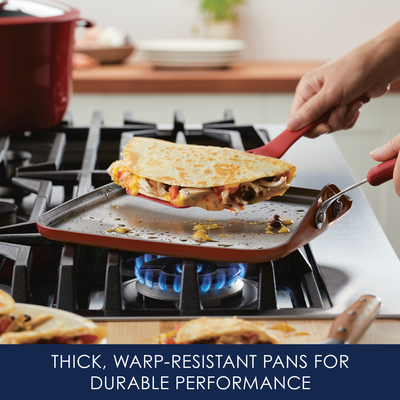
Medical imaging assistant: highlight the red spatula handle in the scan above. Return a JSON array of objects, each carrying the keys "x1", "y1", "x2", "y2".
[
  {"x1": 247, "y1": 114, "x2": 328, "y2": 159},
  {"x1": 367, "y1": 157, "x2": 397, "y2": 186}
]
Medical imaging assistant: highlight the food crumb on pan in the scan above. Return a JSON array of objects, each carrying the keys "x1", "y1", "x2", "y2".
[{"x1": 106, "y1": 227, "x2": 131, "y2": 234}]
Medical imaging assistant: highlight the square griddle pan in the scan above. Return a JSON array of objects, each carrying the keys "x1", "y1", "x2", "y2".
[{"x1": 36, "y1": 182, "x2": 352, "y2": 264}]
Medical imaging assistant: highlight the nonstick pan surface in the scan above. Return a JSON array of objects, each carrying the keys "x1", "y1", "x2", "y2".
[{"x1": 36, "y1": 182, "x2": 352, "y2": 263}]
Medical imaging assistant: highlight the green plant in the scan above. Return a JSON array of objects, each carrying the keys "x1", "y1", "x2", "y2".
[{"x1": 199, "y1": 0, "x2": 245, "y2": 21}]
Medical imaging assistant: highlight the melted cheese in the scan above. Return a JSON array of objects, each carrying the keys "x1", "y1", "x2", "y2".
[
  {"x1": 171, "y1": 192, "x2": 226, "y2": 211},
  {"x1": 191, "y1": 230, "x2": 213, "y2": 242}
]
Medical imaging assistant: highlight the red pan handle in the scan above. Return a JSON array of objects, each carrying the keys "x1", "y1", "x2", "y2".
[
  {"x1": 367, "y1": 157, "x2": 397, "y2": 186},
  {"x1": 246, "y1": 114, "x2": 328, "y2": 158},
  {"x1": 248, "y1": 96, "x2": 371, "y2": 159}
]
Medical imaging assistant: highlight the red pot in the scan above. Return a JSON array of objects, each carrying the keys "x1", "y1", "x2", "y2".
[{"x1": 0, "y1": 0, "x2": 92, "y2": 134}]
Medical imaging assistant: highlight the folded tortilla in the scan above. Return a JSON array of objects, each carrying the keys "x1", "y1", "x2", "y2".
[
  {"x1": 107, "y1": 137, "x2": 296, "y2": 212},
  {"x1": 0, "y1": 325, "x2": 107, "y2": 344},
  {"x1": 0, "y1": 289, "x2": 55, "y2": 336},
  {"x1": 149, "y1": 317, "x2": 278, "y2": 344}
]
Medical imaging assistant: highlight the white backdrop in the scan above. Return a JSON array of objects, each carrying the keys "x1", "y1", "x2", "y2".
[{"x1": 68, "y1": 0, "x2": 400, "y2": 61}]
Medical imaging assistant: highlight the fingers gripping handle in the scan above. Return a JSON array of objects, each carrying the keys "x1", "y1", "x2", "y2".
[{"x1": 367, "y1": 157, "x2": 397, "y2": 186}]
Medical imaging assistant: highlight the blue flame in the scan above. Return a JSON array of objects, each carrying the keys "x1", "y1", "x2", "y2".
[
  {"x1": 145, "y1": 269, "x2": 153, "y2": 288},
  {"x1": 175, "y1": 263, "x2": 203, "y2": 274},
  {"x1": 158, "y1": 273, "x2": 167, "y2": 291},
  {"x1": 215, "y1": 269, "x2": 226, "y2": 290},
  {"x1": 201, "y1": 274, "x2": 212, "y2": 292},
  {"x1": 173, "y1": 275, "x2": 181, "y2": 293},
  {"x1": 238, "y1": 263, "x2": 246, "y2": 278},
  {"x1": 135, "y1": 265, "x2": 144, "y2": 284},
  {"x1": 144, "y1": 253, "x2": 153, "y2": 262},
  {"x1": 135, "y1": 255, "x2": 144, "y2": 269},
  {"x1": 227, "y1": 266, "x2": 238, "y2": 287}
]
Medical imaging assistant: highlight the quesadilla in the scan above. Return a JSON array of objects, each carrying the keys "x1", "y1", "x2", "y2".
[
  {"x1": 0, "y1": 289, "x2": 54, "y2": 335},
  {"x1": 107, "y1": 137, "x2": 296, "y2": 212},
  {"x1": 0, "y1": 325, "x2": 107, "y2": 344},
  {"x1": 149, "y1": 317, "x2": 278, "y2": 344}
]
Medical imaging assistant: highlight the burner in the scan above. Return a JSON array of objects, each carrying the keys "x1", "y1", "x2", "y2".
[
  {"x1": 0, "y1": 202, "x2": 17, "y2": 227},
  {"x1": 122, "y1": 255, "x2": 256, "y2": 308},
  {"x1": 135, "y1": 256, "x2": 245, "y2": 302}
]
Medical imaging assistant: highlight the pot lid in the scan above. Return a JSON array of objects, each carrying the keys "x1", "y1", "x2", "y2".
[{"x1": 0, "y1": 0, "x2": 79, "y2": 23}]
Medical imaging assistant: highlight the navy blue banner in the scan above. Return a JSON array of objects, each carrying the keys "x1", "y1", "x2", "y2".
[{"x1": 0, "y1": 345, "x2": 397, "y2": 399}]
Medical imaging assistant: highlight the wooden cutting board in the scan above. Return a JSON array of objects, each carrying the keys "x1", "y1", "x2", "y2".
[{"x1": 99, "y1": 319, "x2": 400, "y2": 344}]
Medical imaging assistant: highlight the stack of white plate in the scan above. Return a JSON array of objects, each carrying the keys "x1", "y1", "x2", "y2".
[{"x1": 137, "y1": 39, "x2": 245, "y2": 69}]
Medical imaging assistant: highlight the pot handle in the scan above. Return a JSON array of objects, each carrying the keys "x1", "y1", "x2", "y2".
[{"x1": 76, "y1": 18, "x2": 95, "y2": 28}]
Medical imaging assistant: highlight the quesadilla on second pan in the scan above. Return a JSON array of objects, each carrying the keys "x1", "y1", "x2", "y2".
[
  {"x1": 108, "y1": 137, "x2": 296, "y2": 212},
  {"x1": 0, "y1": 325, "x2": 107, "y2": 344},
  {"x1": 149, "y1": 317, "x2": 278, "y2": 344},
  {"x1": 0, "y1": 289, "x2": 54, "y2": 335}
]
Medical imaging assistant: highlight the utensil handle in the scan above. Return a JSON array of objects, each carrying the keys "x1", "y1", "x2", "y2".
[
  {"x1": 327, "y1": 295, "x2": 381, "y2": 344},
  {"x1": 367, "y1": 157, "x2": 397, "y2": 186},
  {"x1": 247, "y1": 96, "x2": 371, "y2": 159},
  {"x1": 247, "y1": 114, "x2": 328, "y2": 158}
]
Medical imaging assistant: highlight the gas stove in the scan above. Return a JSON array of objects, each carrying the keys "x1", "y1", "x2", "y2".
[{"x1": 0, "y1": 110, "x2": 399, "y2": 320}]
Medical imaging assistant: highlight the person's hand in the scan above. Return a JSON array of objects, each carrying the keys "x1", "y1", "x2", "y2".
[
  {"x1": 286, "y1": 21, "x2": 400, "y2": 137},
  {"x1": 286, "y1": 49, "x2": 389, "y2": 138},
  {"x1": 370, "y1": 134, "x2": 400, "y2": 196}
]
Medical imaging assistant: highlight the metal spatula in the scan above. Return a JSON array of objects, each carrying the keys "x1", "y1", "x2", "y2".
[{"x1": 315, "y1": 157, "x2": 397, "y2": 228}]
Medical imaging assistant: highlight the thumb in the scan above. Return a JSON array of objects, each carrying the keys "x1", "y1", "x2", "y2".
[{"x1": 370, "y1": 133, "x2": 400, "y2": 162}]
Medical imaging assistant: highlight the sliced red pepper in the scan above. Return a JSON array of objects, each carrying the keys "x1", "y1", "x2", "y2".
[
  {"x1": 52, "y1": 336, "x2": 67, "y2": 344},
  {"x1": 117, "y1": 170, "x2": 122, "y2": 180},
  {"x1": 228, "y1": 186, "x2": 239, "y2": 194},
  {"x1": 0, "y1": 317, "x2": 12, "y2": 334},
  {"x1": 169, "y1": 186, "x2": 179, "y2": 201},
  {"x1": 243, "y1": 333, "x2": 259, "y2": 344},
  {"x1": 174, "y1": 323, "x2": 185, "y2": 331},
  {"x1": 79, "y1": 334, "x2": 98, "y2": 344},
  {"x1": 163, "y1": 337, "x2": 175, "y2": 344},
  {"x1": 214, "y1": 186, "x2": 238, "y2": 196},
  {"x1": 214, "y1": 186, "x2": 225, "y2": 196},
  {"x1": 281, "y1": 172, "x2": 290, "y2": 181}
]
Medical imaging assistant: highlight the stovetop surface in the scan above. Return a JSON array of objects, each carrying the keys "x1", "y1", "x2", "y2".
[{"x1": 0, "y1": 110, "x2": 399, "y2": 319}]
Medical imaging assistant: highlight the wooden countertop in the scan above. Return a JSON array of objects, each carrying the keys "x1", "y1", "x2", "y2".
[
  {"x1": 72, "y1": 61, "x2": 400, "y2": 94},
  {"x1": 98, "y1": 319, "x2": 400, "y2": 344},
  {"x1": 72, "y1": 61, "x2": 322, "y2": 94}
]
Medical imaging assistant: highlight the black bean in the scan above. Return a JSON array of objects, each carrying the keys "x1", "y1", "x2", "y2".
[
  {"x1": 162, "y1": 183, "x2": 171, "y2": 191},
  {"x1": 269, "y1": 220, "x2": 282, "y2": 228},
  {"x1": 241, "y1": 188, "x2": 256, "y2": 201},
  {"x1": 273, "y1": 214, "x2": 283, "y2": 222},
  {"x1": 23, "y1": 314, "x2": 31, "y2": 322}
]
